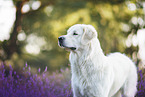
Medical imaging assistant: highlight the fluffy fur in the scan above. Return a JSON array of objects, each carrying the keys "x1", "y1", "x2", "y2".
[{"x1": 58, "y1": 24, "x2": 137, "y2": 97}]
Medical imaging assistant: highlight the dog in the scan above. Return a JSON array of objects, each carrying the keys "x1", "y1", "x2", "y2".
[{"x1": 58, "y1": 24, "x2": 137, "y2": 97}]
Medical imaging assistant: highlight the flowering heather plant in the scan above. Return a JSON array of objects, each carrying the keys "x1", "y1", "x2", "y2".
[
  {"x1": 0, "y1": 63, "x2": 72, "y2": 97},
  {"x1": 136, "y1": 69, "x2": 145, "y2": 97},
  {"x1": 0, "y1": 62, "x2": 145, "y2": 97}
]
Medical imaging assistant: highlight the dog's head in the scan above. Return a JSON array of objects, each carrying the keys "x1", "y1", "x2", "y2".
[{"x1": 58, "y1": 24, "x2": 98, "y2": 51}]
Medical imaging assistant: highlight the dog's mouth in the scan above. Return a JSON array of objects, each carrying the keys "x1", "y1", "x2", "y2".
[
  {"x1": 60, "y1": 45, "x2": 76, "y2": 51},
  {"x1": 67, "y1": 47, "x2": 76, "y2": 50},
  {"x1": 58, "y1": 41, "x2": 76, "y2": 50},
  {"x1": 63, "y1": 46, "x2": 76, "y2": 51}
]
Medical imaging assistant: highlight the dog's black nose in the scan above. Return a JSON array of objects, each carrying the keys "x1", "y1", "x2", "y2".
[
  {"x1": 58, "y1": 37, "x2": 65, "y2": 46},
  {"x1": 58, "y1": 37, "x2": 65, "y2": 41}
]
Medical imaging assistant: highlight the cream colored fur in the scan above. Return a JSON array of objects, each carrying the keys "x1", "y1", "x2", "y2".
[{"x1": 58, "y1": 24, "x2": 137, "y2": 97}]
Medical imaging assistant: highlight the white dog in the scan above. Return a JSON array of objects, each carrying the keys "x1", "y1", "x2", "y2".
[{"x1": 58, "y1": 24, "x2": 137, "y2": 97}]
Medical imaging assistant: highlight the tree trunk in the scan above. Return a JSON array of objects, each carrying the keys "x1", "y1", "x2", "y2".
[{"x1": 2, "y1": 1, "x2": 24, "y2": 60}]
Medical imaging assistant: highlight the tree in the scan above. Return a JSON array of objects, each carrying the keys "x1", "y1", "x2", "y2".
[
  {"x1": 0, "y1": 0, "x2": 143, "y2": 71},
  {"x1": 1, "y1": 0, "x2": 54, "y2": 60}
]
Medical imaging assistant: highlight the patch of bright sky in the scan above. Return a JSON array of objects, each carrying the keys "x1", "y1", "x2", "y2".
[
  {"x1": 25, "y1": 34, "x2": 46, "y2": 55},
  {"x1": 127, "y1": 3, "x2": 136, "y2": 11},
  {"x1": 0, "y1": 0, "x2": 16, "y2": 41},
  {"x1": 22, "y1": 3, "x2": 30, "y2": 13},
  {"x1": 32, "y1": 1, "x2": 41, "y2": 10},
  {"x1": 137, "y1": 29, "x2": 145, "y2": 63},
  {"x1": 22, "y1": 1, "x2": 41, "y2": 13}
]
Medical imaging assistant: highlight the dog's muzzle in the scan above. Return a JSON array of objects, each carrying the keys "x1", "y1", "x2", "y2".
[{"x1": 58, "y1": 36, "x2": 76, "y2": 50}]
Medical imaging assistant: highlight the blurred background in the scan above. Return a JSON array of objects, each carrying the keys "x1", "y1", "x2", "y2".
[{"x1": 0, "y1": 0, "x2": 145, "y2": 73}]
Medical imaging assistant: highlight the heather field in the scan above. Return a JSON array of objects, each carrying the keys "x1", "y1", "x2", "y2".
[
  {"x1": 0, "y1": 63, "x2": 72, "y2": 97},
  {"x1": 0, "y1": 63, "x2": 145, "y2": 97}
]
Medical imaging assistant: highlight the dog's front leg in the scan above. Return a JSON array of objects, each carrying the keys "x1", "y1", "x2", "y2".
[
  {"x1": 83, "y1": 88, "x2": 98, "y2": 97},
  {"x1": 72, "y1": 85, "x2": 83, "y2": 97},
  {"x1": 83, "y1": 86, "x2": 108, "y2": 97}
]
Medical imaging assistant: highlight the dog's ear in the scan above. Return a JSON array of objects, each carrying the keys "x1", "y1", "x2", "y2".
[{"x1": 81, "y1": 25, "x2": 98, "y2": 45}]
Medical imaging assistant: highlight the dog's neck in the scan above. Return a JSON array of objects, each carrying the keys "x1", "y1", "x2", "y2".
[
  {"x1": 70, "y1": 38, "x2": 106, "y2": 71},
  {"x1": 69, "y1": 38, "x2": 106, "y2": 83}
]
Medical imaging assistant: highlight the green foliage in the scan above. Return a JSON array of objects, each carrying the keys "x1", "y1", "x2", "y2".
[{"x1": 1, "y1": 0, "x2": 144, "y2": 71}]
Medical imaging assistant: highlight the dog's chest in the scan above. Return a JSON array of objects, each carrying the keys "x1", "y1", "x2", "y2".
[
  {"x1": 70, "y1": 54, "x2": 98, "y2": 94},
  {"x1": 71, "y1": 56, "x2": 92, "y2": 78},
  {"x1": 71, "y1": 62, "x2": 99, "y2": 96},
  {"x1": 70, "y1": 52, "x2": 97, "y2": 79}
]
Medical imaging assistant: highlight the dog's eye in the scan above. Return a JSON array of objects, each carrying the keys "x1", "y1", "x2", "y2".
[{"x1": 73, "y1": 32, "x2": 78, "y2": 35}]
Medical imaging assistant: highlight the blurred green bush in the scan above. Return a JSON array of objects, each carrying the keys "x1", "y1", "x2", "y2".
[{"x1": 0, "y1": 0, "x2": 144, "y2": 71}]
